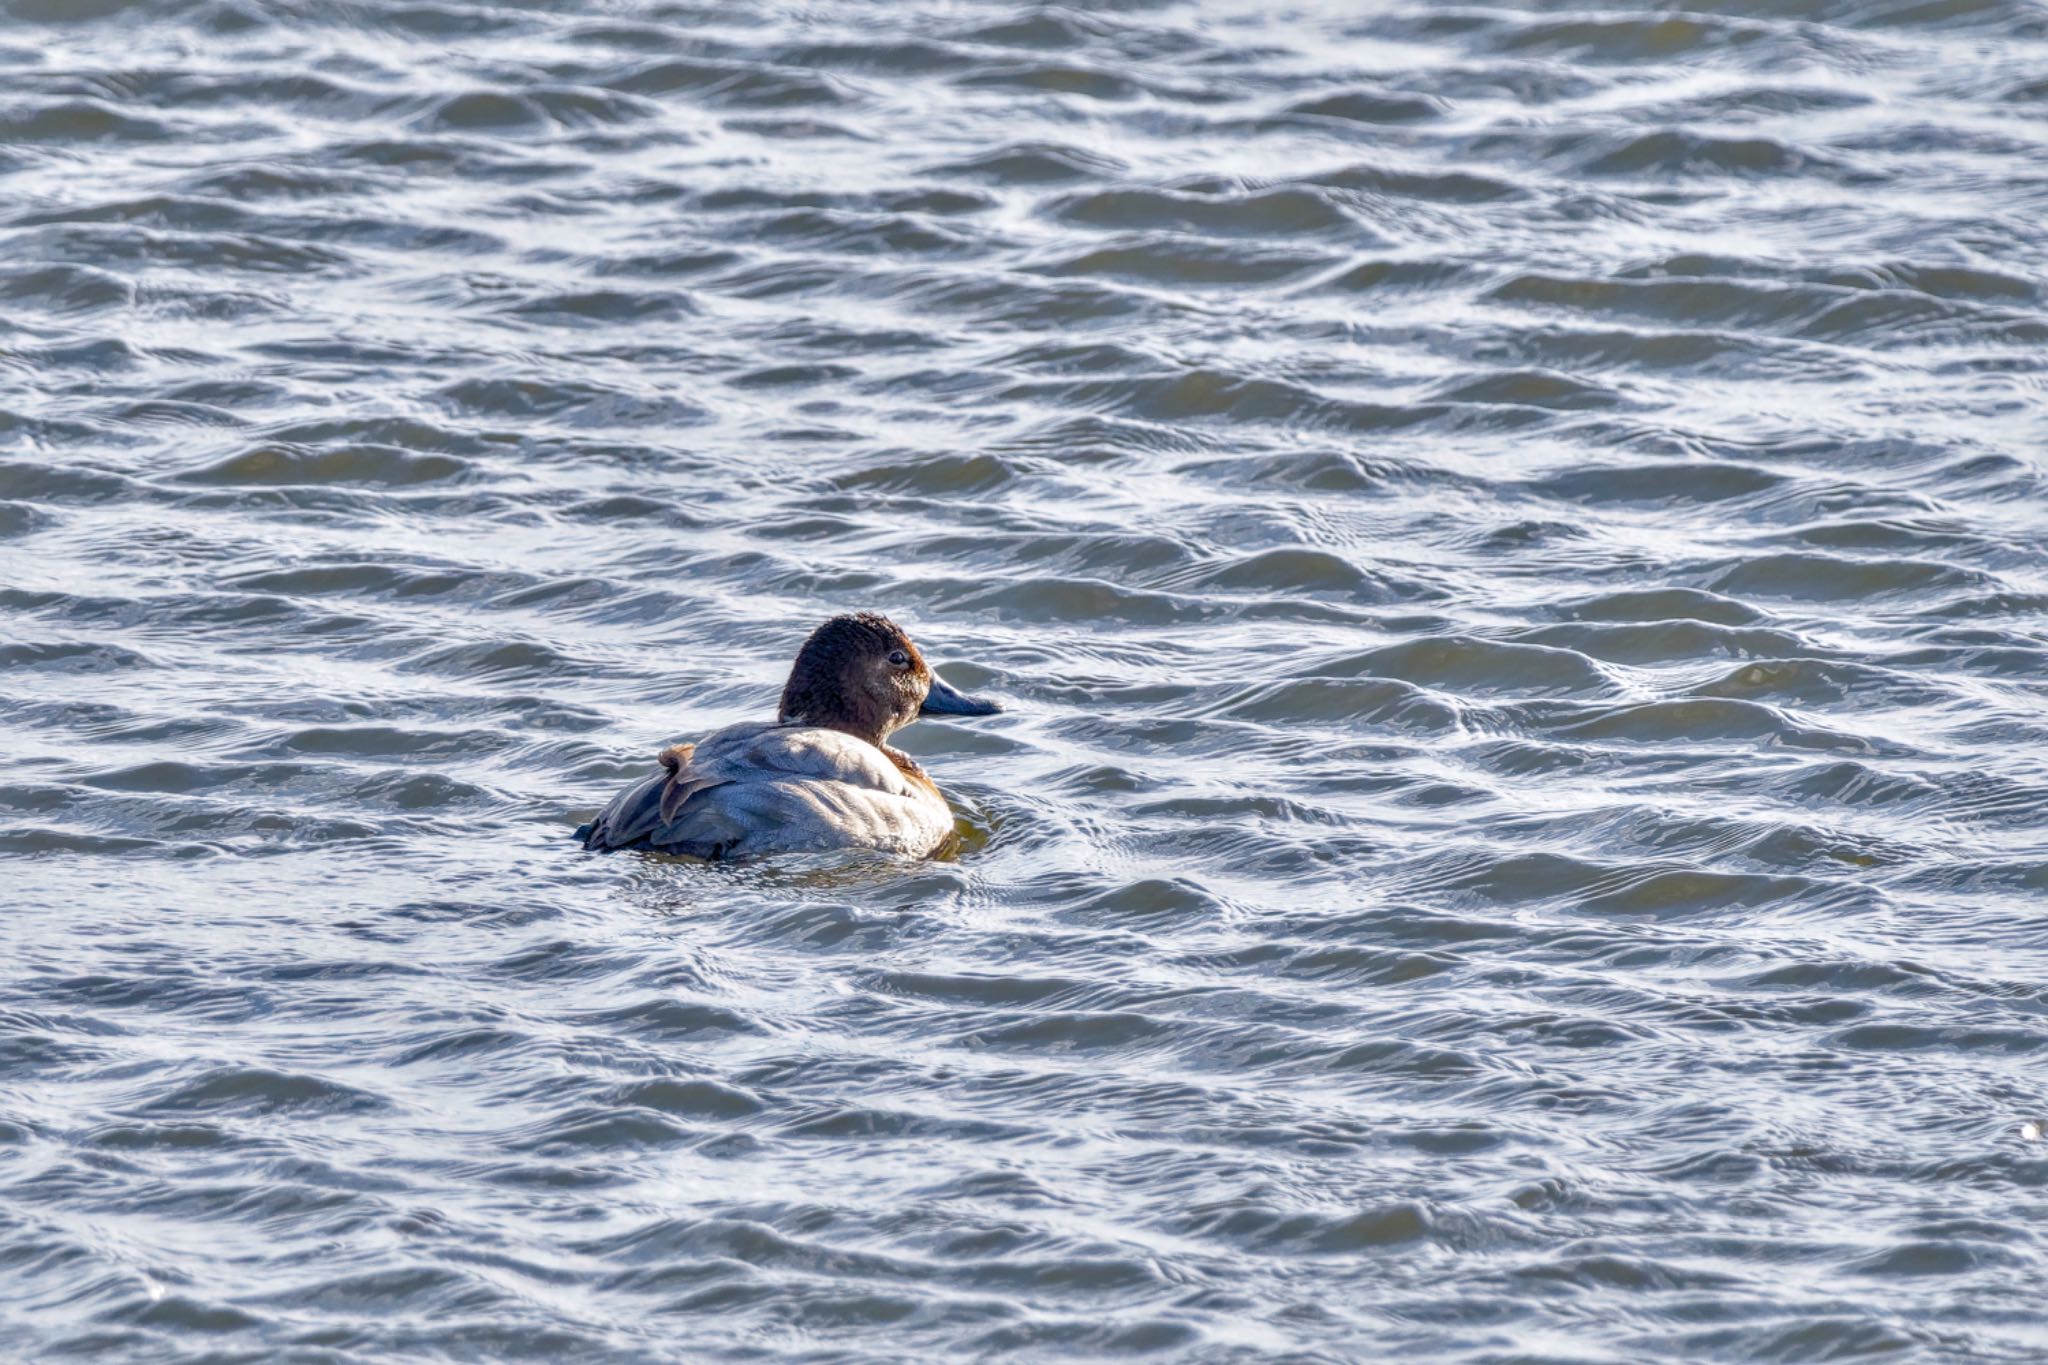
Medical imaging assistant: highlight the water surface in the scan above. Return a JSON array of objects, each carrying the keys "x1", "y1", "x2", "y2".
[{"x1": 4, "y1": 0, "x2": 2048, "y2": 1358}]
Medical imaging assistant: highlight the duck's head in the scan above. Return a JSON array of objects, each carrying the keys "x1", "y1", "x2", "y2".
[{"x1": 777, "y1": 612, "x2": 1002, "y2": 746}]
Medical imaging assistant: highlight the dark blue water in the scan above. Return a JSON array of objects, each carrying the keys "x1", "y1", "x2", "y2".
[{"x1": 4, "y1": 0, "x2": 2048, "y2": 1358}]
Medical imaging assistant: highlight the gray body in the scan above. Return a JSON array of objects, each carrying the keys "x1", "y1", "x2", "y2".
[{"x1": 576, "y1": 721, "x2": 956, "y2": 860}]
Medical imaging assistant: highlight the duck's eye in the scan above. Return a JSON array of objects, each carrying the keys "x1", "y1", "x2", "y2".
[{"x1": 887, "y1": 649, "x2": 910, "y2": 669}]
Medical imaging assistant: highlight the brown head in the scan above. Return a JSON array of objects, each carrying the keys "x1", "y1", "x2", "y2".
[{"x1": 776, "y1": 612, "x2": 1001, "y2": 746}]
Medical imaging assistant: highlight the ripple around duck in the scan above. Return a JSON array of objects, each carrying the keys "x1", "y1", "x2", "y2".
[
  {"x1": 11, "y1": 221, "x2": 357, "y2": 275},
  {"x1": 1035, "y1": 236, "x2": 1333, "y2": 287},
  {"x1": 925, "y1": 140, "x2": 1127, "y2": 184},
  {"x1": 433, "y1": 377, "x2": 711, "y2": 426},
  {"x1": 1178, "y1": 547, "x2": 1430, "y2": 602},
  {"x1": 1709, "y1": 552, "x2": 1988, "y2": 602},
  {"x1": 1532, "y1": 459, "x2": 1784, "y2": 504},
  {"x1": 1547, "y1": 696, "x2": 1878, "y2": 750},
  {"x1": 0, "y1": 98, "x2": 179, "y2": 144},
  {"x1": 177, "y1": 442, "x2": 473, "y2": 487},
  {"x1": 1219, "y1": 677, "x2": 1462, "y2": 730},
  {"x1": 1047, "y1": 186, "x2": 1363, "y2": 239},
  {"x1": 1515, "y1": 619, "x2": 1815, "y2": 666},
  {"x1": 1692, "y1": 657, "x2": 1951, "y2": 710},
  {"x1": 607, "y1": 57, "x2": 857, "y2": 108},
  {"x1": 136, "y1": 1065, "x2": 391, "y2": 1118},
  {"x1": 1579, "y1": 129, "x2": 1850, "y2": 180},
  {"x1": 1278, "y1": 87, "x2": 1451, "y2": 126},
  {"x1": 1316, "y1": 635, "x2": 1615, "y2": 697},
  {"x1": 1002, "y1": 368, "x2": 1390, "y2": 430}
]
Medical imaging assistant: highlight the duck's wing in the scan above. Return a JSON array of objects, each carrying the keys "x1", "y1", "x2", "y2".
[
  {"x1": 577, "y1": 723, "x2": 920, "y2": 855},
  {"x1": 576, "y1": 764, "x2": 684, "y2": 853}
]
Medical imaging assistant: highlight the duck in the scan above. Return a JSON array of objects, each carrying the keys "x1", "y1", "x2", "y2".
[{"x1": 575, "y1": 612, "x2": 1002, "y2": 860}]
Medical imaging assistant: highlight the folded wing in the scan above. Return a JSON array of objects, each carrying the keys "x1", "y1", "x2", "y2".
[{"x1": 577, "y1": 723, "x2": 927, "y2": 857}]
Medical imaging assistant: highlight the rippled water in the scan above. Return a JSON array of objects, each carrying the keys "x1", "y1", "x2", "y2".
[{"x1": 5, "y1": 0, "x2": 2048, "y2": 1357}]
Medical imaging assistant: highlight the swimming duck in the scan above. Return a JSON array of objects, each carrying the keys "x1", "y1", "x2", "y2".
[{"x1": 575, "y1": 612, "x2": 1002, "y2": 860}]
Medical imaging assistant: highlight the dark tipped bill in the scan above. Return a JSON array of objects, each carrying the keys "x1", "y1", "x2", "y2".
[{"x1": 920, "y1": 671, "x2": 1002, "y2": 717}]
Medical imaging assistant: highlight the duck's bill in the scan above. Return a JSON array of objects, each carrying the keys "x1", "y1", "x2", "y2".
[{"x1": 920, "y1": 672, "x2": 1002, "y2": 717}]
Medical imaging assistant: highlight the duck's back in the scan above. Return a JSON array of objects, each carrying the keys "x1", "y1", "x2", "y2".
[{"x1": 576, "y1": 721, "x2": 955, "y2": 859}]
